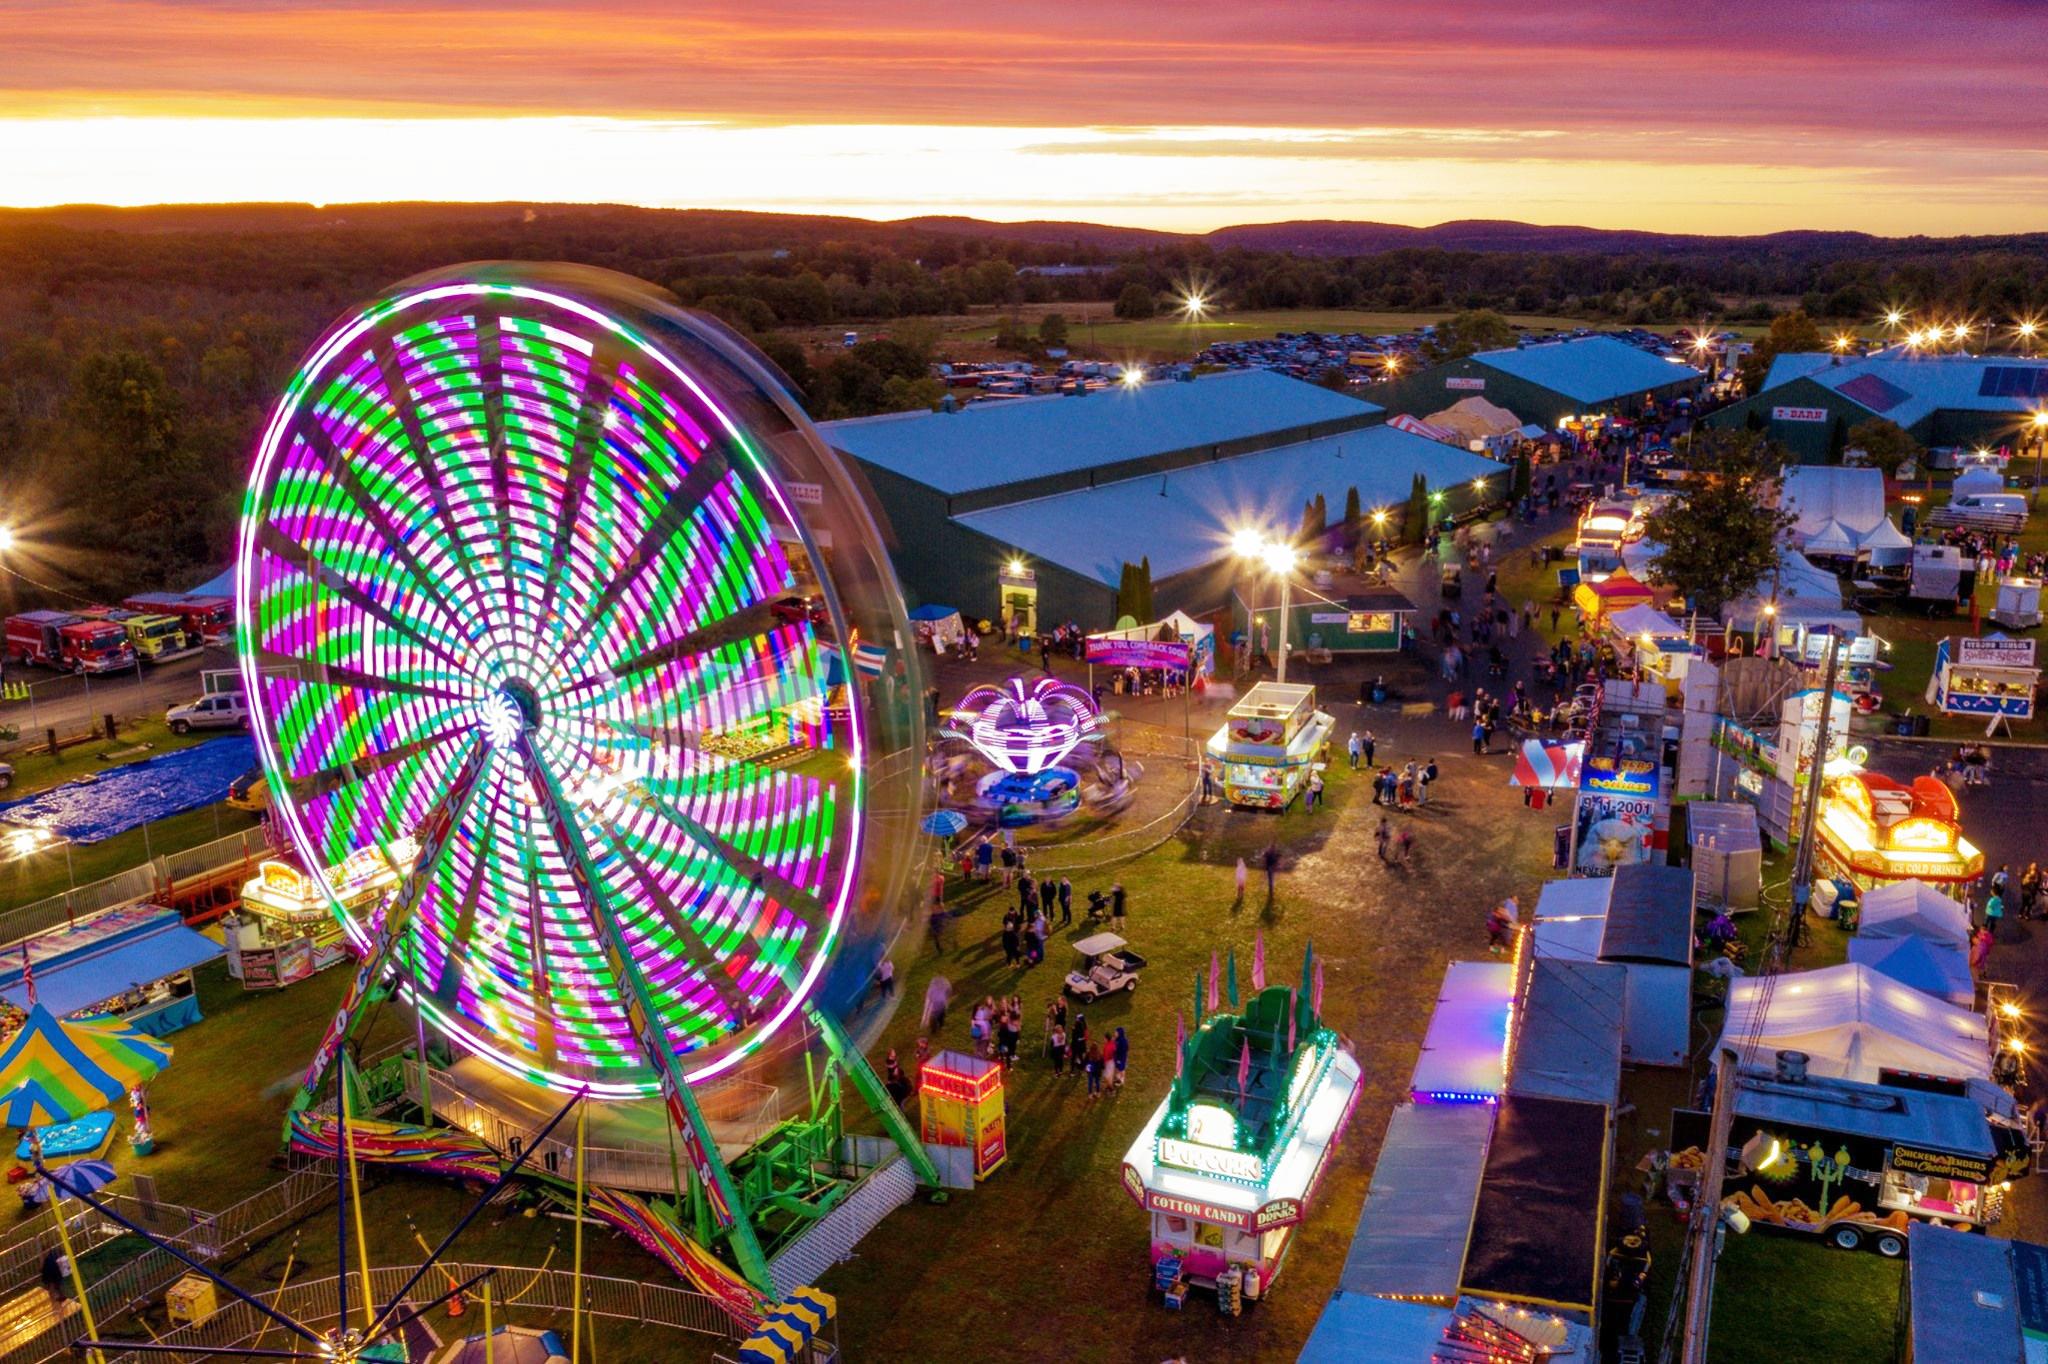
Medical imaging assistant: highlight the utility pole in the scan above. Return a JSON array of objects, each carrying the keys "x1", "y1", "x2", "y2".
[
  {"x1": 1675, "y1": 1046, "x2": 1738, "y2": 1364},
  {"x1": 1275, "y1": 570, "x2": 1294, "y2": 684},
  {"x1": 1786, "y1": 635, "x2": 1841, "y2": 956}
]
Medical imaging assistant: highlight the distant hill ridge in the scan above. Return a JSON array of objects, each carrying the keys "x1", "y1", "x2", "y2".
[{"x1": 7, "y1": 203, "x2": 2047, "y2": 258}]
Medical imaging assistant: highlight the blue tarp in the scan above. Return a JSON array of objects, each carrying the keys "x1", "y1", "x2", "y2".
[
  {"x1": 0, "y1": 919, "x2": 222, "y2": 1016},
  {"x1": 0, "y1": 736, "x2": 254, "y2": 843},
  {"x1": 907, "y1": 603, "x2": 960, "y2": 620}
]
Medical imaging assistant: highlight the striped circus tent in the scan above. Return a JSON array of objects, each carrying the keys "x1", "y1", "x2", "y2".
[
  {"x1": 0, "y1": 1003, "x2": 172, "y2": 1129},
  {"x1": 738, "y1": 1286, "x2": 836, "y2": 1364}
]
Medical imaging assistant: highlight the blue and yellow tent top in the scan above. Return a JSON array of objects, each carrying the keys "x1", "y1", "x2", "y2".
[
  {"x1": 0, "y1": 1003, "x2": 171, "y2": 1129},
  {"x1": 738, "y1": 1287, "x2": 836, "y2": 1364}
]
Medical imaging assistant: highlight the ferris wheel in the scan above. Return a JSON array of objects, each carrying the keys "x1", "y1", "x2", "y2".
[{"x1": 236, "y1": 265, "x2": 882, "y2": 1108}]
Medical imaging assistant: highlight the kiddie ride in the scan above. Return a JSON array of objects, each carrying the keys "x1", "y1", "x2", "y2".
[
  {"x1": 220, "y1": 265, "x2": 949, "y2": 1343},
  {"x1": 934, "y1": 675, "x2": 1138, "y2": 827}
]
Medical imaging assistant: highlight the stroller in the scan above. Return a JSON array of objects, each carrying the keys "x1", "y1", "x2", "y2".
[{"x1": 1084, "y1": 889, "x2": 1112, "y2": 923}]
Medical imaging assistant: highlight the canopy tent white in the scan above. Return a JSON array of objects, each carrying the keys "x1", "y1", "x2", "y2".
[
  {"x1": 1389, "y1": 413, "x2": 1461, "y2": 444},
  {"x1": 1953, "y1": 465, "x2": 2003, "y2": 497},
  {"x1": 1860, "y1": 518, "x2": 1915, "y2": 568},
  {"x1": 1724, "y1": 551, "x2": 1858, "y2": 634},
  {"x1": 1720, "y1": 962, "x2": 1989, "y2": 1085},
  {"x1": 1607, "y1": 603, "x2": 1683, "y2": 640},
  {"x1": 1845, "y1": 934, "x2": 1975, "y2": 1009},
  {"x1": 1801, "y1": 518, "x2": 1859, "y2": 559},
  {"x1": 1425, "y1": 396, "x2": 1525, "y2": 442},
  {"x1": 1857, "y1": 879, "x2": 1973, "y2": 954}
]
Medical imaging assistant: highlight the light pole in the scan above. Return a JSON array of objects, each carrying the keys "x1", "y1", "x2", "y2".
[
  {"x1": 2032, "y1": 411, "x2": 2048, "y2": 508},
  {"x1": 1233, "y1": 530, "x2": 1299, "y2": 683}
]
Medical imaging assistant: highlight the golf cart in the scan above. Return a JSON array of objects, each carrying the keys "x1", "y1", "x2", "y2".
[{"x1": 1063, "y1": 932, "x2": 1146, "y2": 1000}]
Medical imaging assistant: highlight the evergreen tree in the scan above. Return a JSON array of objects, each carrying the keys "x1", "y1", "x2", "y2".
[
  {"x1": 1403, "y1": 473, "x2": 1429, "y2": 543},
  {"x1": 1115, "y1": 561, "x2": 1136, "y2": 620},
  {"x1": 1134, "y1": 556, "x2": 1155, "y2": 622},
  {"x1": 1510, "y1": 453, "x2": 1532, "y2": 502},
  {"x1": 1343, "y1": 486, "x2": 1362, "y2": 540}
]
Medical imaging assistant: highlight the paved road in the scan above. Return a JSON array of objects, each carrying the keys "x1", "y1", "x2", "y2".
[{"x1": 0, "y1": 648, "x2": 229, "y2": 754}]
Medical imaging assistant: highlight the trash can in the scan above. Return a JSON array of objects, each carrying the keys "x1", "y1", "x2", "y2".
[{"x1": 1914, "y1": 713, "x2": 1931, "y2": 736}]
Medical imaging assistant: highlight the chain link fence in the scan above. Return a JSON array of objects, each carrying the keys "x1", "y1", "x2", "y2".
[{"x1": 0, "y1": 827, "x2": 271, "y2": 948}]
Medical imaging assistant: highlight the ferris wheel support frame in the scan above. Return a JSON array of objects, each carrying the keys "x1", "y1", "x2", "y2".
[{"x1": 286, "y1": 743, "x2": 489, "y2": 1129}]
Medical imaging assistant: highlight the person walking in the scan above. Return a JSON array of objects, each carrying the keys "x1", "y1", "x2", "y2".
[
  {"x1": 1972, "y1": 925, "x2": 1994, "y2": 974},
  {"x1": 1986, "y1": 888, "x2": 2006, "y2": 938},
  {"x1": 1058, "y1": 876, "x2": 1073, "y2": 926},
  {"x1": 975, "y1": 836, "x2": 994, "y2": 881},
  {"x1": 1110, "y1": 882, "x2": 1128, "y2": 933},
  {"x1": 1000, "y1": 915, "x2": 1021, "y2": 968},
  {"x1": 2024, "y1": 861, "x2": 2043, "y2": 920},
  {"x1": 1234, "y1": 857, "x2": 1247, "y2": 903},
  {"x1": 1306, "y1": 770, "x2": 1324, "y2": 812},
  {"x1": 1471, "y1": 719, "x2": 1487, "y2": 755},
  {"x1": 1069, "y1": 1014, "x2": 1089, "y2": 1076},
  {"x1": 1261, "y1": 843, "x2": 1281, "y2": 895},
  {"x1": 1375, "y1": 816, "x2": 1392, "y2": 862},
  {"x1": 1111, "y1": 1026, "x2": 1129, "y2": 1090},
  {"x1": 1362, "y1": 729, "x2": 1376, "y2": 767},
  {"x1": 1048, "y1": 1022, "x2": 1068, "y2": 1074},
  {"x1": 1347, "y1": 731, "x2": 1362, "y2": 770},
  {"x1": 884, "y1": 1050, "x2": 913, "y2": 1107},
  {"x1": 1420, "y1": 757, "x2": 1439, "y2": 806},
  {"x1": 1486, "y1": 901, "x2": 1515, "y2": 953}
]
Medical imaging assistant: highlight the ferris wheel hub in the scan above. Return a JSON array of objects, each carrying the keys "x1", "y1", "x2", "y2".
[{"x1": 479, "y1": 682, "x2": 539, "y2": 749}]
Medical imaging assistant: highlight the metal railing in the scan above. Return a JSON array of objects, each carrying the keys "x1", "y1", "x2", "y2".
[
  {"x1": 418, "y1": 1064, "x2": 782, "y2": 1194},
  {"x1": 1011, "y1": 732, "x2": 1205, "y2": 874},
  {"x1": 0, "y1": 828, "x2": 271, "y2": 949},
  {"x1": 2, "y1": 1157, "x2": 335, "y2": 1364},
  {"x1": 89, "y1": 1261, "x2": 743, "y2": 1362}
]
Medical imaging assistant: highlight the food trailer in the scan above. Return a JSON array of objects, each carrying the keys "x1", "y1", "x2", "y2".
[
  {"x1": 1672, "y1": 1067, "x2": 2032, "y2": 1254},
  {"x1": 226, "y1": 839, "x2": 415, "y2": 989},
  {"x1": 1815, "y1": 770, "x2": 1983, "y2": 893},
  {"x1": 0, "y1": 905, "x2": 220, "y2": 1037},
  {"x1": 1205, "y1": 682, "x2": 1333, "y2": 810},
  {"x1": 1926, "y1": 636, "x2": 2038, "y2": 733},
  {"x1": 1121, "y1": 973, "x2": 1362, "y2": 1307}
]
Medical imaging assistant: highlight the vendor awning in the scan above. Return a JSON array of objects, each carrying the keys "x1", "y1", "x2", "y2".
[
  {"x1": 1460, "y1": 1094, "x2": 1610, "y2": 1314},
  {"x1": 0, "y1": 912, "x2": 221, "y2": 1017},
  {"x1": 1410, "y1": 961, "x2": 1516, "y2": 1103},
  {"x1": 1509, "y1": 960, "x2": 1625, "y2": 1109},
  {"x1": 1720, "y1": 962, "x2": 1990, "y2": 1086},
  {"x1": 738, "y1": 1287, "x2": 836, "y2": 1364},
  {"x1": 1335, "y1": 1102, "x2": 1494, "y2": 1303},
  {"x1": 1607, "y1": 603, "x2": 1681, "y2": 640}
]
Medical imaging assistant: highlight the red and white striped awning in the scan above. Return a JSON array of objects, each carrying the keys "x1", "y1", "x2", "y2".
[{"x1": 1388, "y1": 413, "x2": 1461, "y2": 444}]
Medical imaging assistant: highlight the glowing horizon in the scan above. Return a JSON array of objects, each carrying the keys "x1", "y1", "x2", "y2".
[{"x1": 4, "y1": 1, "x2": 2048, "y2": 235}]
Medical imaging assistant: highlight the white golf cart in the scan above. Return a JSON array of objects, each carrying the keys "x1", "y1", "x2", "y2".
[{"x1": 1063, "y1": 932, "x2": 1146, "y2": 1000}]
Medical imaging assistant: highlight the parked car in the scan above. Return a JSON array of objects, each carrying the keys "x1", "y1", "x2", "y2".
[
  {"x1": 0, "y1": 761, "x2": 12, "y2": 791},
  {"x1": 166, "y1": 692, "x2": 249, "y2": 735}
]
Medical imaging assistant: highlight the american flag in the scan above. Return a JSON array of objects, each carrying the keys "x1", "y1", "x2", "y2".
[{"x1": 19, "y1": 944, "x2": 34, "y2": 1006}]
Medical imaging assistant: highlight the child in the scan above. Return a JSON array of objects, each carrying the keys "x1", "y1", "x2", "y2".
[
  {"x1": 1048, "y1": 1023, "x2": 1068, "y2": 1073},
  {"x1": 1085, "y1": 1040, "x2": 1105, "y2": 1097}
]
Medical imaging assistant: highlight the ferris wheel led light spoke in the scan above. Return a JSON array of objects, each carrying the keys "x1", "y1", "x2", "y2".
[{"x1": 240, "y1": 267, "x2": 867, "y2": 1095}]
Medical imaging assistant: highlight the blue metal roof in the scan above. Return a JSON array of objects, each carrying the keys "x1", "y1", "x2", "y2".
[
  {"x1": 1761, "y1": 351, "x2": 1843, "y2": 391},
  {"x1": 1473, "y1": 335, "x2": 1702, "y2": 404},
  {"x1": 820, "y1": 369, "x2": 1380, "y2": 496},
  {"x1": 1798, "y1": 353, "x2": 2048, "y2": 428},
  {"x1": 1, "y1": 917, "x2": 221, "y2": 1017},
  {"x1": 954, "y1": 423, "x2": 1500, "y2": 584}
]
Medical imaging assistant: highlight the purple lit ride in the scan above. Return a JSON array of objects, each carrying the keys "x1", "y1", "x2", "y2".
[{"x1": 936, "y1": 676, "x2": 1136, "y2": 826}]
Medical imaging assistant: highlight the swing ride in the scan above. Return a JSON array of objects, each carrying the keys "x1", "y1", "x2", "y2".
[{"x1": 39, "y1": 263, "x2": 940, "y2": 1361}]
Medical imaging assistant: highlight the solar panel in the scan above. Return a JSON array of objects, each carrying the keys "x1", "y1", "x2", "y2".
[
  {"x1": 1836, "y1": 373, "x2": 1913, "y2": 413},
  {"x1": 1978, "y1": 366, "x2": 2048, "y2": 399}
]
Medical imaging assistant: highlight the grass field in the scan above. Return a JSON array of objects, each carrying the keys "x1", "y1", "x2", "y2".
[
  {"x1": 1071, "y1": 308, "x2": 1595, "y2": 358},
  {"x1": 0, "y1": 801, "x2": 261, "y2": 908},
  {"x1": 1707, "y1": 1230, "x2": 1901, "y2": 1363}
]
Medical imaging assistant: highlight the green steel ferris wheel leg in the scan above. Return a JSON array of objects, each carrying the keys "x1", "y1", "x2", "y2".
[
  {"x1": 514, "y1": 731, "x2": 776, "y2": 1297},
  {"x1": 808, "y1": 1006, "x2": 941, "y2": 1188}
]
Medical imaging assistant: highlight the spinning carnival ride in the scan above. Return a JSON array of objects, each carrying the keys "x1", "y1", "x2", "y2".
[
  {"x1": 238, "y1": 264, "x2": 935, "y2": 1305},
  {"x1": 938, "y1": 677, "x2": 1131, "y2": 826}
]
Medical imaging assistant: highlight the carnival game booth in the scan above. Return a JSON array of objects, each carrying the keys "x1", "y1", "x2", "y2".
[
  {"x1": 226, "y1": 840, "x2": 415, "y2": 990},
  {"x1": 907, "y1": 602, "x2": 966, "y2": 654},
  {"x1": 1671, "y1": 1063, "x2": 2032, "y2": 1253},
  {"x1": 1927, "y1": 636, "x2": 2038, "y2": 732},
  {"x1": 1121, "y1": 973, "x2": 1363, "y2": 1306},
  {"x1": 1815, "y1": 770, "x2": 1983, "y2": 895},
  {"x1": 1528, "y1": 865, "x2": 1693, "y2": 1069},
  {"x1": 1571, "y1": 570, "x2": 1655, "y2": 624},
  {"x1": 1206, "y1": 682, "x2": 1333, "y2": 811},
  {"x1": 1409, "y1": 960, "x2": 1517, "y2": 1105},
  {"x1": 0, "y1": 904, "x2": 219, "y2": 1037},
  {"x1": 1333, "y1": 1102, "x2": 1495, "y2": 1305},
  {"x1": 1508, "y1": 959, "x2": 1625, "y2": 1110},
  {"x1": 1459, "y1": 1094, "x2": 1610, "y2": 1325},
  {"x1": 1086, "y1": 611, "x2": 1215, "y2": 681}
]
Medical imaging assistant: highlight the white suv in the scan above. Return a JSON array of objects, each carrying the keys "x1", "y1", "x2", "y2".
[{"x1": 166, "y1": 693, "x2": 249, "y2": 735}]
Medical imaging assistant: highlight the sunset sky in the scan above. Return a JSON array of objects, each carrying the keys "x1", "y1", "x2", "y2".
[{"x1": 6, "y1": 0, "x2": 2047, "y2": 234}]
